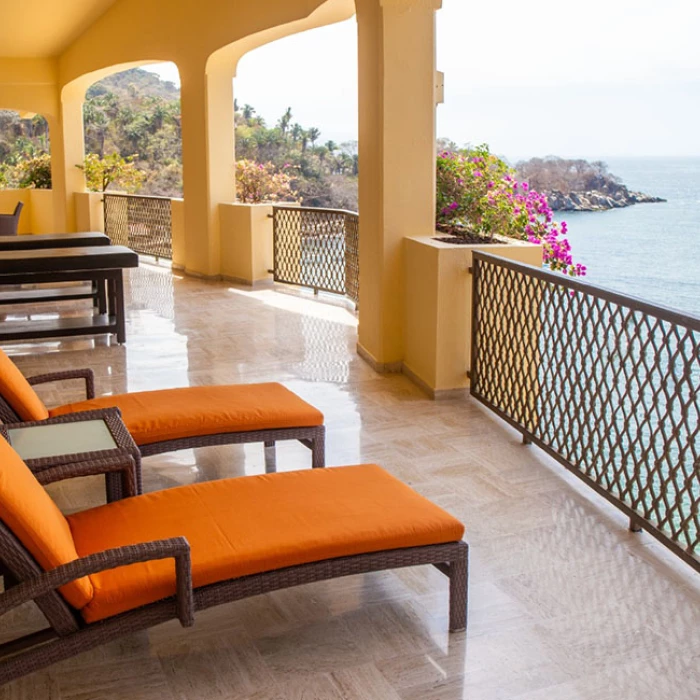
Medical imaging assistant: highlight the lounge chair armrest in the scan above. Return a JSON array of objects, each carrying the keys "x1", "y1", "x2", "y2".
[
  {"x1": 33, "y1": 453, "x2": 138, "y2": 498},
  {"x1": 28, "y1": 369, "x2": 95, "y2": 399},
  {"x1": 0, "y1": 538, "x2": 193, "y2": 627}
]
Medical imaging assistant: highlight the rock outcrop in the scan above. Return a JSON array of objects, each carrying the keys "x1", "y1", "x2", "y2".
[{"x1": 546, "y1": 186, "x2": 665, "y2": 212}]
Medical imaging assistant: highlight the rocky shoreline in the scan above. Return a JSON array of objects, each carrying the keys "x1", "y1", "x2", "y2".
[{"x1": 546, "y1": 187, "x2": 666, "y2": 212}]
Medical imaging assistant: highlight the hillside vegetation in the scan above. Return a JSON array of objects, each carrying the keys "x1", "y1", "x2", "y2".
[
  {"x1": 0, "y1": 68, "x2": 359, "y2": 208},
  {"x1": 0, "y1": 68, "x2": 661, "y2": 212}
]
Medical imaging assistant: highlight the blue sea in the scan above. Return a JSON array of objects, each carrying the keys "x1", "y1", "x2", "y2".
[{"x1": 553, "y1": 157, "x2": 700, "y2": 318}]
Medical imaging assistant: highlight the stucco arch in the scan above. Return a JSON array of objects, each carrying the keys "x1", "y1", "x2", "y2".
[{"x1": 61, "y1": 59, "x2": 178, "y2": 103}]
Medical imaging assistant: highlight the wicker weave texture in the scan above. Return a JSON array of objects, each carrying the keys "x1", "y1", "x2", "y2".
[{"x1": 0, "y1": 538, "x2": 468, "y2": 685}]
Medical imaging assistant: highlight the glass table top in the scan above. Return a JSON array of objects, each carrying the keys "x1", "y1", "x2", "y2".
[{"x1": 8, "y1": 419, "x2": 117, "y2": 461}]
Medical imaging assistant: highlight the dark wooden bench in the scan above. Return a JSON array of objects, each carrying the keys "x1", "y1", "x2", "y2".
[
  {"x1": 0, "y1": 232, "x2": 110, "y2": 251},
  {"x1": 0, "y1": 246, "x2": 138, "y2": 344}
]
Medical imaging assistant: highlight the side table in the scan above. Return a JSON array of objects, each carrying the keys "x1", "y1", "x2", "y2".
[{"x1": 1, "y1": 407, "x2": 142, "y2": 502}]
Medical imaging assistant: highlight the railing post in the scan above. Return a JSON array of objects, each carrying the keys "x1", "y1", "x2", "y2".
[{"x1": 469, "y1": 253, "x2": 481, "y2": 392}]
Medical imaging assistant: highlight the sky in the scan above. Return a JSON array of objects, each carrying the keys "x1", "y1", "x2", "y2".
[{"x1": 144, "y1": 0, "x2": 700, "y2": 161}]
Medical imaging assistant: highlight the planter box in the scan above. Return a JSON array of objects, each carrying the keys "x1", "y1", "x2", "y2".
[
  {"x1": 219, "y1": 202, "x2": 299, "y2": 285},
  {"x1": 403, "y1": 235, "x2": 543, "y2": 397}
]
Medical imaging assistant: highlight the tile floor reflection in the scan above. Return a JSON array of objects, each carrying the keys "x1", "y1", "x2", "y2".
[{"x1": 1, "y1": 262, "x2": 699, "y2": 699}]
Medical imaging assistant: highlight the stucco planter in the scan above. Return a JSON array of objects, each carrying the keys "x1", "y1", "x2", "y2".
[
  {"x1": 219, "y1": 201, "x2": 299, "y2": 285},
  {"x1": 403, "y1": 235, "x2": 543, "y2": 397}
]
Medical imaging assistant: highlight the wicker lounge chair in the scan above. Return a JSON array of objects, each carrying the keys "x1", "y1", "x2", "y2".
[
  {"x1": 0, "y1": 349, "x2": 325, "y2": 495},
  {"x1": 0, "y1": 203, "x2": 23, "y2": 237},
  {"x1": 0, "y1": 436, "x2": 469, "y2": 685}
]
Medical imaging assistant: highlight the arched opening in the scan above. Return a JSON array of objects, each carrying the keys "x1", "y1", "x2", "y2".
[
  {"x1": 0, "y1": 108, "x2": 53, "y2": 233},
  {"x1": 234, "y1": 18, "x2": 358, "y2": 210},
  {"x1": 81, "y1": 62, "x2": 182, "y2": 198}
]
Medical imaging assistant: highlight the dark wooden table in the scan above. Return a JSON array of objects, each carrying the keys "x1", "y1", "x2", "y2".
[
  {"x1": 0, "y1": 245, "x2": 138, "y2": 344},
  {"x1": 0, "y1": 232, "x2": 110, "y2": 251}
]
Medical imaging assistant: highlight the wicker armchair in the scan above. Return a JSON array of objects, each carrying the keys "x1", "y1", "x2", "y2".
[
  {"x1": 0, "y1": 203, "x2": 23, "y2": 236},
  {"x1": 0, "y1": 438, "x2": 469, "y2": 685}
]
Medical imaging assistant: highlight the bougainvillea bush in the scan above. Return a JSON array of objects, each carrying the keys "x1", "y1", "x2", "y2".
[
  {"x1": 235, "y1": 160, "x2": 300, "y2": 204},
  {"x1": 436, "y1": 144, "x2": 585, "y2": 277}
]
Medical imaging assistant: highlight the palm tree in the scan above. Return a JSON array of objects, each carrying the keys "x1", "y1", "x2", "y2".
[
  {"x1": 277, "y1": 107, "x2": 293, "y2": 136},
  {"x1": 308, "y1": 127, "x2": 320, "y2": 149},
  {"x1": 242, "y1": 104, "x2": 255, "y2": 122},
  {"x1": 291, "y1": 123, "x2": 304, "y2": 144}
]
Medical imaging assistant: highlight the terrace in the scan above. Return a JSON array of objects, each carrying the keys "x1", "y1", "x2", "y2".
[
  {"x1": 1, "y1": 263, "x2": 698, "y2": 698},
  {"x1": 0, "y1": 0, "x2": 699, "y2": 696}
]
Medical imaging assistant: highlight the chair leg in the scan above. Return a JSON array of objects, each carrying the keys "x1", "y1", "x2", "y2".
[
  {"x1": 105, "y1": 473, "x2": 123, "y2": 503},
  {"x1": 311, "y1": 427, "x2": 325, "y2": 468},
  {"x1": 264, "y1": 442, "x2": 276, "y2": 473},
  {"x1": 448, "y1": 543, "x2": 469, "y2": 633}
]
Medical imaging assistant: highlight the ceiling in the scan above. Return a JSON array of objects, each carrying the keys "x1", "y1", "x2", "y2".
[{"x1": 0, "y1": 0, "x2": 119, "y2": 57}]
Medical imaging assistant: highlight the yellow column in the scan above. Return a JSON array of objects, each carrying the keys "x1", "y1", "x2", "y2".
[
  {"x1": 356, "y1": 0, "x2": 440, "y2": 370},
  {"x1": 180, "y1": 58, "x2": 236, "y2": 277},
  {"x1": 51, "y1": 89, "x2": 87, "y2": 232}
]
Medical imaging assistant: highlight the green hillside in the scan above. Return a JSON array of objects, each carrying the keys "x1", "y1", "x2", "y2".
[{"x1": 0, "y1": 67, "x2": 358, "y2": 208}]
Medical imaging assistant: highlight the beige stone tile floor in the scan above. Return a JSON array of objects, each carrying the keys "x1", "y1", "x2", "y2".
[{"x1": 1, "y1": 261, "x2": 699, "y2": 699}]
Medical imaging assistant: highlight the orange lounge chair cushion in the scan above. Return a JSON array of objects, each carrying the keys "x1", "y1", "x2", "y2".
[
  {"x1": 0, "y1": 438, "x2": 93, "y2": 609},
  {"x1": 0, "y1": 349, "x2": 49, "y2": 422},
  {"x1": 49, "y1": 383, "x2": 323, "y2": 446},
  {"x1": 68, "y1": 464, "x2": 465, "y2": 623}
]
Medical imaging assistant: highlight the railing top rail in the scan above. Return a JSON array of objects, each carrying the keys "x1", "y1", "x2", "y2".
[
  {"x1": 473, "y1": 250, "x2": 700, "y2": 330},
  {"x1": 273, "y1": 205, "x2": 359, "y2": 217},
  {"x1": 103, "y1": 193, "x2": 173, "y2": 202}
]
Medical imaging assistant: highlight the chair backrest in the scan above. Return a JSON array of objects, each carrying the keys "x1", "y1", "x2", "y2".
[
  {"x1": 0, "y1": 437, "x2": 93, "y2": 609},
  {"x1": 0, "y1": 201, "x2": 23, "y2": 236},
  {"x1": 0, "y1": 348, "x2": 50, "y2": 422}
]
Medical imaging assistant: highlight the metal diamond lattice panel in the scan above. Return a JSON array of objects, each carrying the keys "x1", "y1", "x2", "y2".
[
  {"x1": 470, "y1": 251, "x2": 700, "y2": 572},
  {"x1": 104, "y1": 194, "x2": 172, "y2": 260},
  {"x1": 273, "y1": 206, "x2": 359, "y2": 305}
]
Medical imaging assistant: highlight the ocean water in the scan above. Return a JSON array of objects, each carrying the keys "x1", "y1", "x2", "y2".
[{"x1": 553, "y1": 157, "x2": 700, "y2": 318}]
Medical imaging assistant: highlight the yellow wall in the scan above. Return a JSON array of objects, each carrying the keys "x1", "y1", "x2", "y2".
[
  {"x1": 74, "y1": 191, "x2": 104, "y2": 232},
  {"x1": 0, "y1": 58, "x2": 58, "y2": 117},
  {"x1": 356, "y1": 0, "x2": 441, "y2": 370},
  {"x1": 404, "y1": 237, "x2": 544, "y2": 396},
  {"x1": 28, "y1": 189, "x2": 55, "y2": 232}
]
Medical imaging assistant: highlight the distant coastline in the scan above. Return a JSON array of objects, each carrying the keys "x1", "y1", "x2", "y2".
[{"x1": 545, "y1": 187, "x2": 665, "y2": 212}]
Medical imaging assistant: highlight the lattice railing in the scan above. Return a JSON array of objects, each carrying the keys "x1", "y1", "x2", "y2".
[
  {"x1": 470, "y1": 251, "x2": 700, "y2": 572},
  {"x1": 104, "y1": 194, "x2": 172, "y2": 260},
  {"x1": 272, "y1": 206, "x2": 359, "y2": 306}
]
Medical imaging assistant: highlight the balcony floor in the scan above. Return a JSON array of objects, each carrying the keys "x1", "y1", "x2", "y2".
[{"x1": 2, "y1": 263, "x2": 700, "y2": 700}]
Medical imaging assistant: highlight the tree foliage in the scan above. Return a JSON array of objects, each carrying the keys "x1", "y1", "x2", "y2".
[
  {"x1": 515, "y1": 156, "x2": 620, "y2": 194},
  {"x1": 0, "y1": 69, "x2": 359, "y2": 209},
  {"x1": 235, "y1": 160, "x2": 298, "y2": 204},
  {"x1": 78, "y1": 152, "x2": 145, "y2": 193}
]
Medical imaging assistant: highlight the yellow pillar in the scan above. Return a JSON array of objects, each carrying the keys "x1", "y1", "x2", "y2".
[
  {"x1": 356, "y1": 0, "x2": 440, "y2": 370},
  {"x1": 51, "y1": 89, "x2": 86, "y2": 232},
  {"x1": 180, "y1": 58, "x2": 236, "y2": 277}
]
